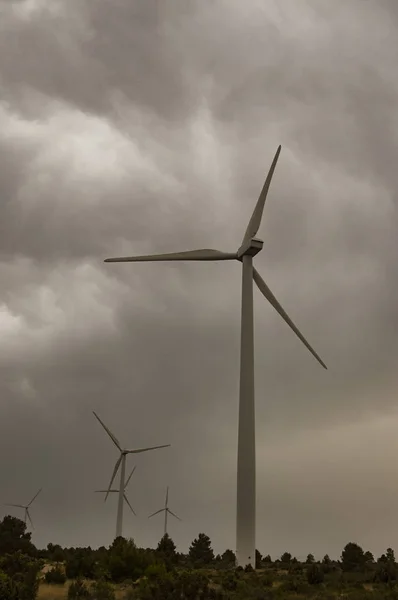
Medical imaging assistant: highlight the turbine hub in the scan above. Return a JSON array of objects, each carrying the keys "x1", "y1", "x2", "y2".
[{"x1": 237, "y1": 237, "x2": 263, "y2": 259}]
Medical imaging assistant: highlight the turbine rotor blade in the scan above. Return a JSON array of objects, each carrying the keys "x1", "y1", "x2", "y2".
[
  {"x1": 94, "y1": 490, "x2": 118, "y2": 493},
  {"x1": 123, "y1": 494, "x2": 136, "y2": 516},
  {"x1": 26, "y1": 509, "x2": 34, "y2": 530},
  {"x1": 253, "y1": 268, "x2": 327, "y2": 369},
  {"x1": 148, "y1": 508, "x2": 164, "y2": 519},
  {"x1": 165, "y1": 486, "x2": 169, "y2": 508},
  {"x1": 105, "y1": 455, "x2": 123, "y2": 502},
  {"x1": 241, "y1": 145, "x2": 281, "y2": 247},
  {"x1": 124, "y1": 466, "x2": 136, "y2": 489},
  {"x1": 4, "y1": 504, "x2": 24, "y2": 508},
  {"x1": 28, "y1": 488, "x2": 42, "y2": 507},
  {"x1": 104, "y1": 249, "x2": 237, "y2": 263},
  {"x1": 126, "y1": 444, "x2": 170, "y2": 454},
  {"x1": 93, "y1": 412, "x2": 122, "y2": 451},
  {"x1": 167, "y1": 509, "x2": 181, "y2": 521}
]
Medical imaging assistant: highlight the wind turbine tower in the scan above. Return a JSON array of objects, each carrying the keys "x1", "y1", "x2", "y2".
[
  {"x1": 4, "y1": 488, "x2": 42, "y2": 530},
  {"x1": 104, "y1": 145, "x2": 326, "y2": 567},
  {"x1": 93, "y1": 411, "x2": 170, "y2": 539},
  {"x1": 148, "y1": 486, "x2": 181, "y2": 536}
]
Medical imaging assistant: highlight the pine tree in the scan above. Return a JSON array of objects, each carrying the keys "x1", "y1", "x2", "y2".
[
  {"x1": 188, "y1": 533, "x2": 214, "y2": 567},
  {"x1": 305, "y1": 553, "x2": 315, "y2": 564}
]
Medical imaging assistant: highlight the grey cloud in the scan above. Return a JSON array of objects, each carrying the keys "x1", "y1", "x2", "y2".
[{"x1": 1, "y1": 0, "x2": 398, "y2": 561}]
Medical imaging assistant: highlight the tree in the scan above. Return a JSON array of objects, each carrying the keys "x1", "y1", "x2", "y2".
[
  {"x1": 386, "y1": 548, "x2": 395, "y2": 563},
  {"x1": 307, "y1": 563, "x2": 324, "y2": 585},
  {"x1": 0, "y1": 571, "x2": 14, "y2": 600},
  {"x1": 0, "y1": 551, "x2": 42, "y2": 600},
  {"x1": 90, "y1": 579, "x2": 115, "y2": 600},
  {"x1": 0, "y1": 517, "x2": 36, "y2": 557},
  {"x1": 280, "y1": 552, "x2": 292, "y2": 565},
  {"x1": 364, "y1": 551, "x2": 374, "y2": 563},
  {"x1": 67, "y1": 578, "x2": 91, "y2": 599},
  {"x1": 45, "y1": 566, "x2": 66, "y2": 584},
  {"x1": 263, "y1": 554, "x2": 272, "y2": 563},
  {"x1": 65, "y1": 548, "x2": 96, "y2": 580},
  {"x1": 105, "y1": 537, "x2": 152, "y2": 583},
  {"x1": 374, "y1": 560, "x2": 398, "y2": 584},
  {"x1": 341, "y1": 542, "x2": 365, "y2": 572},
  {"x1": 220, "y1": 549, "x2": 235, "y2": 568},
  {"x1": 47, "y1": 543, "x2": 65, "y2": 563},
  {"x1": 255, "y1": 549, "x2": 262, "y2": 569},
  {"x1": 156, "y1": 534, "x2": 176, "y2": 565},
  {"x1": 188, "y1": 533, "x2": 214, "y2": 567},
  {"x1": 322, "y1": 554, "x2": 331, "y2": 565},
  {"x1": 377, "y1": 548, "x2": 396, "y2": 566},
  {"x1": 305, "y1": 553, "x2": 315, "y2": 564}
]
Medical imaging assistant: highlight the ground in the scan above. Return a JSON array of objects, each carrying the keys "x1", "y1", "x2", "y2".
[{"x1": 38, "y1": 582, "x2": 126, "y2": 599}]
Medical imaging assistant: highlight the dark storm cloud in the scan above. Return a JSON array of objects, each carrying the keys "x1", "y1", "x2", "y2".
[{"x1": 1, "y1": 0, "x2": 398, "y2": 560}]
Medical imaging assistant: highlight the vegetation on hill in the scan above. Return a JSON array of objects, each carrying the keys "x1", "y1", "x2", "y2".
[{"x1": 1, "y1": 514, "x2": 398, "y2": 599}]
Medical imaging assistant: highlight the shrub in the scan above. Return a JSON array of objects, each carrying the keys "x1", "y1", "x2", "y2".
[
  {"x1": 0, "y1": 571, "x2": 13, "y2": 600},
  {"x1": 68, "y1": 578, "x2": 91, "y2": 598},
  {"x1": 44, "y1": 566, "x2": 66, "y2": 584},
  {"x1": 90, "y1": 579, "x2": 115, "y2": 600},
  {"x1": 0, "y1": 552, "x2": 42, "y2": 600},
  {"x1": 280, "y1": 574, "x2": 310, "y2": 594},
  {"x1": 222, "y1": 571, "x2": 238, "y2": 591},
  {"x1": 307, "y1": 563, "x2": 325, "y2": 585},
  {"x1": 258, "y1": 572, "x2": 274, "y2": 588}
]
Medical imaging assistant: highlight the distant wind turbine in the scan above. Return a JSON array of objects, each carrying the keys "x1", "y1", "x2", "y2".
[
  {"x1": 93, "y1": 411, "x2": 170, "y2": 539},
  {"x1": 104, "y1": 145, "x2": 326, "y2": 568},
  {"x1": 4, "y1": 488, "x2": 42, "y2": 530},
  {"x1": 148, "y1": 486, "x2": 181, "y2": 536},
  {"x1": 95, "y1": 466, "x2": 137, "y2": 517}
]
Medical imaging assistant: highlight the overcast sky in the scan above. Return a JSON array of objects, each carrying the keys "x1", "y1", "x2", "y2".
[{"x1": 1, "y1": 0, "x2": 398, "y2": 562}]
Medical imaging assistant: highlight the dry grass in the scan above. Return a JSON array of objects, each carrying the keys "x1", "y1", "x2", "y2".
[
  {"x1": 38, "y1": 582, "x2": 127, "y2": 599},
  {"x1": 38, "y1": 583, "x2": 69, "y2": 599}
]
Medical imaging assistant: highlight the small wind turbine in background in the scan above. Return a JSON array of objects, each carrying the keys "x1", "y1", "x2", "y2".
[
  {"x1": 95, "y1": 466, "x2": 137, "y2": 516},
  {"x1": 148, "y1": 486, "x2": 181, "y2": 536},
  {"x1": 93, "y1": 411, "x2": 171, "y2": 539},
  {"x1": 4, "y1": 488, "x2": 42, "y2": 530}
]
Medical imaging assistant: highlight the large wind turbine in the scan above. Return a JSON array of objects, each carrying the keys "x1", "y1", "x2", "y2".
[
  {"x1": 148, "y1": 486, "x2": 181, "y2": 536},
  {"x1": 4, "y1": 488, "x2": 42, "y2": 530},
  {"x1": 104, "y1": 145, "x2": 326, "y2": 567},
  {"x1": 95, "y1": 466, "x2": 137, "y2": 518},
  {"x1": 93, "y1": 411, "x2": 170, "y2": 539}
]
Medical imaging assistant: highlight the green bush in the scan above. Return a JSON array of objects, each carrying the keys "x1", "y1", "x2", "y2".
[
  {"x1": 90, "y1": 579, "x2": 115, "y2": 600},
  {"x1": 280, "y1": 574, "x2": 310, "y2": 594},
  {"x1": 258, "y1": 572, "x2": 274, "y2": 588},
  {"x1": 307, "y1": 563, "x2": 325, "y2": 585},
  {"x1": 0, "y1": 571, "x2": 14, "y2": 600},
  {"x1": 68, "y1": 578, "x2": 91, "y2": 598},
  {"x1": 0, "y1": 552, "x2": 41, "y2": 600},
  {"x1": 44, "y1": 566, "x2": 66, "y2": 584}
]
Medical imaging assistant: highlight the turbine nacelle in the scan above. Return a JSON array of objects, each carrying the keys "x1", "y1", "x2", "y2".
[{"x1": 237, "y1": 238, "x2": 264, "y2": 259}]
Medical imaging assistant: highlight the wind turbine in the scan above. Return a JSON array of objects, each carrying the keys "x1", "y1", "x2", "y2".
[
  {"x1": 93, "y1": 411, "x2": 171, "y2": 539},
  {"x1": 148, "y1": 486, "x2": 181, "y2": 536},
  {"x1": 104, "y1": 145, "x2": 327, "y2": 567},
  {"x1": 4, "y1": 488, "x2": 42, "y2": 530},
  {"x1": 95, "y1": 466, "x2": 137, "y2": 517}
]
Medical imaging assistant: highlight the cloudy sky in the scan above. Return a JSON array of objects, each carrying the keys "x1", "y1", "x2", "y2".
[{"x1": 1, "y1": 0, "x2": 398, "y2": 562}]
